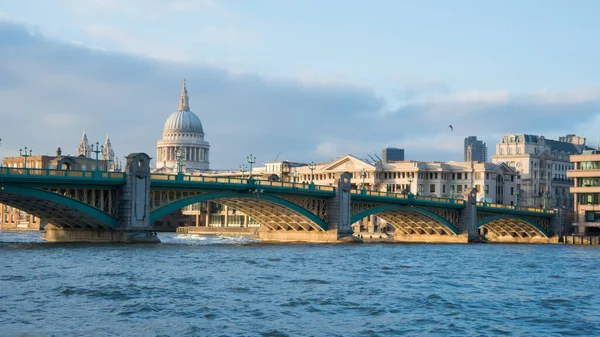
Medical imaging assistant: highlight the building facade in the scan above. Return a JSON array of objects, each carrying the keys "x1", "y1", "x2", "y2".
[
  {"x1": 491, "y1": 134, "x2": 586, "y2": 209},
  {"x1": 155, "y1": 80, "x2": 210, "y2": 173},
  {"x1": 567, "y1": 150, "x2": 600, "y2": 235},
  {"x1": 464, "y1": 136, "x2": 487, "y2": 162}
]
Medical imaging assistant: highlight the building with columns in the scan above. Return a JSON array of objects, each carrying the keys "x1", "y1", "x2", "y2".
[
  {"x1": 491, "y1": 133, "x2": 587, "y2": 209},
  {"x1": 155, "y1": 80, "x2": 210, "y2": 173}
]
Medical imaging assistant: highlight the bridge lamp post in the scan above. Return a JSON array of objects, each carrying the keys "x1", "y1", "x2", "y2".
[
  {"x1": 360, "y1": 168, "x2": 367, "y2": 191},
  {"x1": 246, "y1": 154, "x2": 256, "y2": 180},
  {"x1": 308, "y1": 161, "x2": 316, "y2": 185},
  {"x1": 293, "y1": 169, "x2": 298, "y2": 183},
  {"x1": 542, "y1": 191, "x2": 548, "y2": 210},
  {"x1": 92, "y1": 142, "x2": 104, "y2": 171},
  {"x1": 407, "y1": 175, "x2": 413, "y2": 195},
  {"x1": 240, "y1": 164, "x2": 247, "y2": 179},
  {"x1": 19, "y1": 146, "x2": 32, "y2": 169},
  {"x1": 450, "y1": 180, "x2": 455, "y2": 199},
  {"x1": 515, "y1": 189, "x2": 520, "y2": 209},
  {"x1": 176, "y1": 147, "x2": 186, "y2": 175},
  {"x1": 483, "y1": 185, "x2": 488, "y2": 205},
  {"x1": 418, "y1": 184, "x2": 423, "y2": 196}
]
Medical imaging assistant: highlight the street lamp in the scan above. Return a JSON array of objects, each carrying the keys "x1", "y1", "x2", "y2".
[
  {"x1": 360, "y1": 168, "x2": 367, "y2": 190},
  {"x1": 450, "y1": 180, "x2": 455, "y2": 199},
  {"x1": 515, "y1": 189, "x2": 520, "y2": 208},
  {"x1": 418, "y1": 184, "x2": 423, "y2": 196},
  {"x1": 293, "y1": 168, "x2": 298, "y2": 183},
  {"x1": 246, "y1": 154, "x2": 256, "y2": 179},
  {"x1": 483, "y1": 185, "x2": 488, "y2": 205},
  {"x1": 308, "y1": 161, "x2": 316, "y2": 185},
  {"x1": 407, "y1": 174, "x2": 414, "y2": 195},
  {"x1": 240, "y1": 164, "x2": 247, "y2": 179},
  {"x1": 542, "y1": 191, "x2": 548, "y2": 210},
  {"x1": 92, "y1": 142, "x2": 104, "y2": 171},
  {"x1": 176, "y1": 147, "x2": 186, "y2": 174},
  {"x1": 19, "y1": 146, "x2": 32, "y2": 168}
]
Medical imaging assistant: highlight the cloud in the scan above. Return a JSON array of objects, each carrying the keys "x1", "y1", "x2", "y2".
[{"x1": 0, "y1": 19, "x2": 599, "y2": 169}]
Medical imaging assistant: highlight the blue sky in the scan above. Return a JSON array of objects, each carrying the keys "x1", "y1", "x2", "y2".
[{"x1": 0, "y1": 0, "x2": 599, "y2": 168}]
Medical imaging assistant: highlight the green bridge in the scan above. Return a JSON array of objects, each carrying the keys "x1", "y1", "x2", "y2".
[{"x1": 0, "y1": 153, "x2": 558, "y2": 243}]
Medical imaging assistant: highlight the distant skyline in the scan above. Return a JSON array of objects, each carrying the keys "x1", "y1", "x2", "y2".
[{"x1": 0, "y1": 1, "x2": 599, "y2": 168}]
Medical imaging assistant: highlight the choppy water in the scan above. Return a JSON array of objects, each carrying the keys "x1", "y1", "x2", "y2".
[{"x1": 1, "y1": 231, "x2": 600, "y2": 336}]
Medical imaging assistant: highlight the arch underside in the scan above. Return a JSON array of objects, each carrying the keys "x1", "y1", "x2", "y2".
[
  {"x1": 215, "y1": 198, "x2": 325, "y2": 232},
  {"x1": 0, "y1": 189, "x2": 117, "y2": 229},
  {"x1": 479, "y1": 218, "x2": 548, "y2": 238},
  {"x1": 375, "y1": 211, "x2": 458, "y2": 236},
  {"x1": 150, "y1": 191, "x2": 327, "y2": 231}
]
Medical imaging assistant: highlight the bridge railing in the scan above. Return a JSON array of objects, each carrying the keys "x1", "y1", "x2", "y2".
[
  {"x1": 0, "y1": 167, "x2": 125, "y2": 180},
  {"x1": 256, "y1": 180, "x2": 336, "y2": 192},
  {"x1": 150, "y1": 174, "x2": 248, "y2": 184},
  {"x1": 350, "y1": 189, "x2": 466, "y2": 205},
  {"x1": 476, "y1": 202, "x2": 555, "y2": 214},
  {"x1": 150, "y1": 174, "x2": 336, "y2": 193}
]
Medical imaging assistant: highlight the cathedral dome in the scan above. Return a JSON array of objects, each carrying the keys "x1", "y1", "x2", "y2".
[
  {"x1": 162, "y1": 79, "x2": 204, "y2": 134},
  {"x1": 163, "y1": 110, "x2": 204, "y2": 134}
]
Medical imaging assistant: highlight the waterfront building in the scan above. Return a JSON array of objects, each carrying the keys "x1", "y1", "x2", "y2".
[
  {"x1": 382, "y1": 147, "x2": 404, "y2": 163},
  {"x1": 154, "y1": 80, "x2": 210, "y2": 173},
  {"x1": 292, "y1": 154, "x2": 518, "y2": 203},
  {"x1": 491, "y1": 133, "x2": 587, "y2": 209},
  {"x1": 464, "y1": 136, "x2": 487, "y2": 162},
  {"x1": 567, "y1": 150, "x2": 600, "y2": 235}
]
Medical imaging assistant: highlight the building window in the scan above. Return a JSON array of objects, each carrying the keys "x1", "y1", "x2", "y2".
[
  {"x1": 443, "y1": 185, "x2": 446, "y2": 193},
  {"x1": 430, "y1": 184, "x2": 435, "y2": 193}
]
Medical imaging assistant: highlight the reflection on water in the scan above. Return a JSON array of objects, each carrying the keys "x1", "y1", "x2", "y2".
[{"x1": 1, "y1": 231, "x2": 600, "y2": 336}]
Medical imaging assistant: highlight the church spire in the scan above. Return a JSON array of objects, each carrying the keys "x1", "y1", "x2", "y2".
[
  {"x1": 77, "y1": 129, "x2": 91, "y2": 157},
  {"x1": 178, "y1": 79, "x2": 190, "y2": 111}
]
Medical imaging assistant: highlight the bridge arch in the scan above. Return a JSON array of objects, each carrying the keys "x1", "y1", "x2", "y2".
[
  {"x1": 150, "y1": 191, "x2": 328, "y2": 231},
  {"x1": 477, "y1": 215, "x2": 550, "y2": 238},
  {"x1": 351, "y1": 205, "x2": 459, "y2": 235},
  {"x1": 0, "y1": 185, "x2": 118, "y2": 229}
]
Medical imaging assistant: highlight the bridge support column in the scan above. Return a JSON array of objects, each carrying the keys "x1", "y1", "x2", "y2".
[
  {"x1": 328, "y1": 172, "x2": 358, "y2": 242},
  {"x1": 458, "y1": 188, "x2": 478, "y2": 242},
  {"x1": 116, "y1": 153, "x2": 160, "y2": 243}
]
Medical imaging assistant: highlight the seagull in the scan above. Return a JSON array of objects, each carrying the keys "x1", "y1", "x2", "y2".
[{"x1": 448, "y1": 125, "x2": 454, "y2": 131}]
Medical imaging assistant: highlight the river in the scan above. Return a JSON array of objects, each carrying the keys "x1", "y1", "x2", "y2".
[{"x1": 1, "y1": 231, "x2": 599, "y2": 336}]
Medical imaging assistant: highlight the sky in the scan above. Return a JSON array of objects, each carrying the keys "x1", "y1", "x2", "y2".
[{"x1": 0, "y1": 0, "x2": 599, "y2": 169}]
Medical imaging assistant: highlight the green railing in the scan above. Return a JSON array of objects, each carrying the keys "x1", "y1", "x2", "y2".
[
  {"x1": 0, "y1": 167, "x2": 126, "y2": 180},
  {"x1": 476, "y1": 201, "x2": 555, "y2": 214},
  {"x1": 150, "y1": 174, "x2": 336, "y2": 193},
  {"x1": 151, "y1": 174, "x2": 247, "y2": 185},
  {"x1": 351, "y1": 189, "x2": 466, "y2": 205}
]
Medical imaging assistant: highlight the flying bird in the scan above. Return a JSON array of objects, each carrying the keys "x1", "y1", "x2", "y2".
[{"x1": 449, "y1": 125, "x2": 454, "y2": 131}]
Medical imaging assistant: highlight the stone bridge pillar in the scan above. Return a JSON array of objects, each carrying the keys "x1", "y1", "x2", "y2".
[
  {"x1": 328, "y1": 172, "x2": 354, "y2": 241},
  {"x1": 458, "y1": 188, "x2": 478, "y2": 242},
  {"x1": 116, "y1": 153, "x2": 159, "y2": 242}
]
